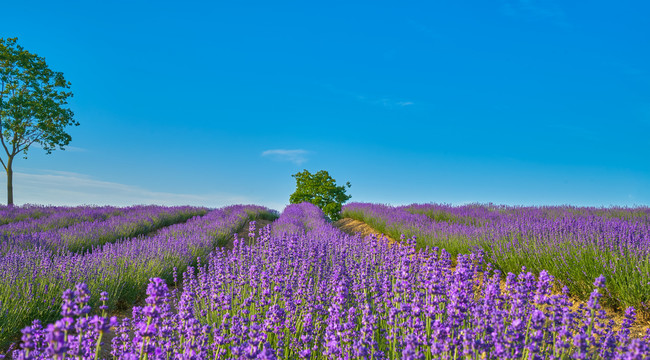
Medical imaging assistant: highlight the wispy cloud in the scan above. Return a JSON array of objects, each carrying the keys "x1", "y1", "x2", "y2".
[
  {"x1": 355, "y1": 96, "x2": 415, "y2": 109},
  {"x1": 320, "y1": 84, "x2": 415, "y2": 109},
  {"x1": 501, "y1": 0, "x2": 569, "y2": 27},
  {"x1": 261, "y1": 149, "x2": 309, "y2": 165},
  {"x1": 0, "y1": 170, "x2": 251, "y2": 207}
]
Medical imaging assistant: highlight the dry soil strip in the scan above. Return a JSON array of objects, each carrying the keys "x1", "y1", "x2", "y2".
[
  {"x1": 333, "y1": 218, "x2": 397, "y2": 243},
  {"x1": 96, "y1": 219, "x2": 275, "y2": 358},
  {"x1": 335, "y1": 216, "x2": 650, "y2": 339}
]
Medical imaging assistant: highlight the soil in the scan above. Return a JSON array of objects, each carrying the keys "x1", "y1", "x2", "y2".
[
  {"x1": 97, "y1": 219, "x2": 274, "y2": 358},
  {"x1": 223, "y1": 218, "x2": 275, "y2": 250},
  {"x1": 335, "y1": 216, "x2": 650, "y2": 339},
  {"x1": 8, "y1": 216, "x2": 648, "y2": 358},
  {"x1": 333, "y1": 218, "x2": 397, "y2": 243}
]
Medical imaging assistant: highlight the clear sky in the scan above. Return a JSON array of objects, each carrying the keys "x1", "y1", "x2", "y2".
[{"x1": 1, "y1": 0, "x2": 648, "y2": 211}]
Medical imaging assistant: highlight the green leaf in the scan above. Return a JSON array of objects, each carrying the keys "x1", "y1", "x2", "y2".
[{"x1": 289, "y1": 169, "x2": 351, "y2": 220}]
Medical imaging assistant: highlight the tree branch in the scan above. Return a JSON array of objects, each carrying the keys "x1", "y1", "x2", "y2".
[
  {"x1": 16, "y1": 127, "x2": 42, "y2": 145},
  {"x1": 0, "y1": 79, "x2": 7, "y2": 160},
  {"x1": 11, "y1": 132, "x2": 18, "y2": 157},
  {"x1": 0, "y1": 38, "x2": 77, "y2": 173},
  {"x1": 0, "y1": 124, "x2": 10, "y2": 159},
  {"x1": 16, "y1": 135, "x2": 42, "y2": 154}
]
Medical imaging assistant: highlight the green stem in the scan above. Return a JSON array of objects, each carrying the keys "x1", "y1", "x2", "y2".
[{"x1": 93, "y1": 331, "x2": 103, "y2": 360}]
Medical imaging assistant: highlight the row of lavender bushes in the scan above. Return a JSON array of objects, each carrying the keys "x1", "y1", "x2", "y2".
[
  {"x1": 0, "y1": 205, "x2": 275, "y2": 350},
  {"x1": 7, "y1": 202, "x2": 650, "y2": 359},
  {"x1": 10, "y1": 205, "x2": 208, "y2": 253},
  {"x1": 0, "y1": 206, "x2": 124, "y2": 236},
  {"x1": 341, "y1": 203, "x2": 650, "y2": 315},
  {"x1": 0, "y1": 205, "x2": 75, "y2": 226}
]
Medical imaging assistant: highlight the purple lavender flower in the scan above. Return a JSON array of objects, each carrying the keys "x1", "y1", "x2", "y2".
[{"x1": 7, "y1": 202, "x2": 650, "y2": 359}]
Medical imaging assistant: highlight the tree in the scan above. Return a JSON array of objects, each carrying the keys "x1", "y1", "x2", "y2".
[
  {"x1": 0, "y1": 38, "x2": 77, "y2": 205},
  {"x1": 289, "y1": 169, "x2": 351, "y2": 220}
]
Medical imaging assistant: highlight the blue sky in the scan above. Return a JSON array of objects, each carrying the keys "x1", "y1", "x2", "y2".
[{"x1": 1, "y1": 0, "x2": 648, "y2": 210}]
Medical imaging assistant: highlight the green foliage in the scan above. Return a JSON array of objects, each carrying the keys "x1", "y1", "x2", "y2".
[
  {"x1": 0, "y1": 37, "x2": 78, "y2": 204},
  {"x1": 406, "y1": 208, "x2": 486, "y2": 227},
  {"x1": 289, "y1": 169, "x2": 351, "y2": 220}
]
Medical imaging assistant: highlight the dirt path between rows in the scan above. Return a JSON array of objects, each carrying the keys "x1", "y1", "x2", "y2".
[
  {"x1": 95, "y1": 219, "x2": 274, "y2": 358},
  {"x1": 335, "y1": 216, "x2": 650, "y2": 339},
  {"x1": 334, "y1": 218, "x2": 397, "y2": 243},
  {"x1": 223, "y1": 218, "x2": 274, "y2": 250}
]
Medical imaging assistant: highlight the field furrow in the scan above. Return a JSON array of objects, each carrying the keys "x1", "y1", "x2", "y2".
[
  {"x1": 342, "y1": 203, "x2": 650, "y2": 315},
  {"x1": 0, "y1": 204, "x2": 277, "y2": 350},
  {"x1": 7, "y1": 203, "x2": 650, "y2": 359}
]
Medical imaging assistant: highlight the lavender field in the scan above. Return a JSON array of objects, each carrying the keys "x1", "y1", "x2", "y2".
[
  {"x1": 0, "y1": 204, "x2": 277, "y2": 352},
  {"x1": 342, "y1": 203, "x2": 650, "y2": 315},
  {"x1": 2, "y1": 203, "x2": 650, "y2": 359}
]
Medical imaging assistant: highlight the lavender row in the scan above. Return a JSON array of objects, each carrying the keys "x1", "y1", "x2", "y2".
[
  {"x1": 0, "y1": 205, "x2": 66, "y2": 226},
  {"x1": 0, "y1": 206, "x2": 123, "y2": 235},
  {"x1": 0, "y1": 204, "x2": 276, "y2": 350},
  {"x1": 8, "y1": 202, "x2": 650, "y2": 359},
  {"x1": 404, "y1": 203, "x2": 650, "y2": 256},
  {"x1": 406, "y1": 203, "x2": 650, "y2": 227},
  {"x1": 271, "y1": 200, "x2": 328, "y2": 236},
  {"x1": 5, "y1": 205, "x2": 208, "y2": 253},
  {"x1": 342, "y1": 202, "x2": 650, "y2": 313}
]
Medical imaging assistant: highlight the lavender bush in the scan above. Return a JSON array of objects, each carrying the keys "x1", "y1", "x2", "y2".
[
  {"x1": 0, "y1": 206, "x2": 123, "y2": 236},
  {"x1": 343, "y1": 203, "x2": 650, "y2": 314},
  {"x1": 5, "y1": 205, "x2": 209, "y2": 253},
  {"x1": 8, "y1": 203, "x2": 649, "y2": 359},
  {"x1": 0, "y1": 205, "x2": 66, "y2": 226},
  {"x1": 0, "y1": 205, "x2": 275, "y2": 350}
]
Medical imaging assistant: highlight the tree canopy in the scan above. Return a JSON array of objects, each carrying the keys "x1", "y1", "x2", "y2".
[
  {"x1": 289, "y1": 169, "x2": 351, "y2": 220},
  {"x1": 0, "y1": 37, "x2": 78, "y2": 204}
]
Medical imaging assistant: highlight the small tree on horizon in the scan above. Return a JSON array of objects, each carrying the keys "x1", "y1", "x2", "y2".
[
  {"x1": 289, "y1": 169, "x2": 351, "y2": 221},
  {"x1": 0, "y1": 38, "x2": 78, "y2": 205}
]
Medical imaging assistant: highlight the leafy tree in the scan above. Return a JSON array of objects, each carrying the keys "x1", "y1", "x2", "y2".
[
  {"x1": 290, "y1": 169, "x2": 351, "y2": 220},
  {"x1": 0, "y1": 38, "x2": 77, "y2": 205}
]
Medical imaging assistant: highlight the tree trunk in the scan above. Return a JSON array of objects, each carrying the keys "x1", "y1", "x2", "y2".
[{"x1": 6, "y1": 156, "x2": 13, "y2": 206}]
